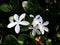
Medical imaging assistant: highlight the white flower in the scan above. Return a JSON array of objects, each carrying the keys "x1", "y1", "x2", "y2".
[
  {"x1": 38, "y1": 16, "x2": 49, "y2": 34},
  {"x1": 7, "y1": 13, "x2": 29, "y2": 34},
  {"x1": 29, "y1": 15, "x2": 41, "y2": 36},
  {"x1": 29, "y1": 14, "x2": 49, "y2": 36}
]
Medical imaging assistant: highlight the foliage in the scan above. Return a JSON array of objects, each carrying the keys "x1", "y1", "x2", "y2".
[{"x1": 0, "y1": 0, "x2": 60, "y2": 45}]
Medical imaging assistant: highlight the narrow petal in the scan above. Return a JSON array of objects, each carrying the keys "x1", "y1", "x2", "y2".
[
  {"x1": 43, "y1": 27, "x2": 49, "y2": 32},
  {"x1": 20, "y1": 21, "x2": 29, "y2": 26},
  {"x1": 22, "y1": 1, "x2": 28, "y2": 8},
  {"x1": 36, "y1": 30, "x2": 41, "y2": 35},
  {"x1": 35, "y1": 15, "x2": 40, "y2": 19},
  {"x1": 7, "y1": 22, "x2": 17, "y2": 28},
  {"x1": 43, "y1": 21, "x2": 49, "y2": 26},
  {"x1": 39, "y1": 15, "x2": 43, "y2": 24},
  {"x1": 34, "y1": 15, "x2": 43, "y2": 24},
  {"x1": 14, "y1": 14, "x2": 19, "y2": 21},
  {"x1": 19, "y1": 13, "x2": 26, "y2": 21},
  {"x1": 15, "y1": 24, "x2": 20, "y2": 34},
  {"x1": 41, "y1": 30, "x2": 44, "y2": 34},
  {"x1": 34, "y1": 15, "x2": 40, "y2": 21},
  {"x1": 32, "y1": 30, "x2": 36, "y2": 36},
  {"x1": 30, "y1": 14, "x2": 34, "y2": 17},
  {"x1": 32, "y1": 20, "x2": 38, "y2": 27},
  {"x1": 9, "y1": 16, "x2": 14, "y2": 23},
  {"x1": 29, "y1": 26, "x2": 33, "y2": 29},
  {"x1": 39, "y1": 27, "x2": 44, "y2": 34}
]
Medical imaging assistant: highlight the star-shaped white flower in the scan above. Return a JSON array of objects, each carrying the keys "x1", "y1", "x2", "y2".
[
  {"x1": 29, "y1": 14, "x2": 49, "y2": 36},
  {"x1": 29, "y1": 15, "x2": 41, "y2": 36},
  {"x1": 38, "y1": 16, "x2": 49, "y2": 34},
  {"x1": 7, "y1": 13, "x2": 30, "y2": 34}
]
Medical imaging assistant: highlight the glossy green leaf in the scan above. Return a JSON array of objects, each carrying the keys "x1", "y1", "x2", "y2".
[
  {"x1": 0, "y1": 4, "x2": 11, "y2": 12},
  {"x1": 30, "y1": 32, "x2": 34, "y2": 39},
  {"x1": 18, "y1": 34, "x2": 36, "y2": 45},
  {"x1": 46, "y1": 39, "x2": 52, "y2": 45},
  {"x1": 4, "y1": 35, "x2": 19, "y2": 45},
  {"x1": 22, "y1": 0, "x2": 43, "y2": 14},
  {"x1": 18, "y1": 34, "x2": 28, "y2": 42},
  {"x1": 18, "y1": 34, "x2": 28, "y2": 45}
]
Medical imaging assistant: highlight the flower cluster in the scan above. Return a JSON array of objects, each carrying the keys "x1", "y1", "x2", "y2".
[{"x1": 7, "y1": 13, "x2": 49, "y2": 36}]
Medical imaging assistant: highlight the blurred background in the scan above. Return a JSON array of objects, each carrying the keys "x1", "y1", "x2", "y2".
[{"x1": 0, "y1": 0, "x2": 60, "y2": 45}]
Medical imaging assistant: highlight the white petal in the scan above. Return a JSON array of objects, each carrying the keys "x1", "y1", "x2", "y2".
[
  {"x1": 39, "y1": 27, "x2": 44, "y2": 34},
  {"x1": 19, "y1": 13, "x2": 26, "y2": 21},
  {"x1": 34, "y1": 15, "x2": 40, "y2": 21},
  {"x1": 34, "y1": 15, "x2": 43, "y2": 24},
  {"x1": 22, "y1": 1, "x2": 28, "y2": 8},
  {"x1": 43, "y1": 21, "x2": 49, "y2": 26},
  {"x1": 20, "y1": 21, "x2": 29, "y2": 25},
  {"x1": 43, "y1": 27, "x2": 49, "y2": 32},
  {"x1": 15, "y1": 24, "x2": 20, "y2": 34},
  {"x1": 41, "y1": 30, "x2": 44, "y2": 34},
  {"x1": 32, "y1": 20, "x2": 39, "y2": 27},
  {"x1": 32, "y1": 30, "x2": 36, "y2": 36},
  {"x1": 9, "y1": 16, "x2": 14, "y2": 23},
  {"x1": 29, "y1": 14, "x2": 34, "y2": 17},
  {"x1": 39, "y1": 15, "x2": 43, "y2": 24},
  {"x1": 29, "y1": 26, "x2": 33, "y2": 29},
  {"x1": 7, "y1": 22, "x2": 17, "y2": 28},
  {"x1": 14, "y1": 14, "x2": 19, "y2": 21},
  {"x1": 36, "y1": 30, "x2": 41, "y2": 35}
]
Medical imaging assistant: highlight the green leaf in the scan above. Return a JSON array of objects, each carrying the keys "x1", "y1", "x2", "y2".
[
  {"x1": 29, "y1": 0, "x2": 38, "y2": 4},
  {"x1": 0, "y1": 0, "x2": 19, "y2": 12},
  {"x1": 18, "y1": 34, "x2": 28, "y2": 45},
  {"x1": 0, "y1": 43, "x2": 6, "y2": 45},
  {"x1": 4, "y1": 35, "x2": 19, "y2": 45},
  {"x1": 22, "y1": 0, "x2": 43, "y2": 14},
  {"x1": 0, "y1": 4, "x2": 11, "y2": 12},
  {"x1": 30, "y1": 32, "x2": 34, "y2": 39},
  {"x1": 46, "y1": 39, "x2": 52, "y2": 45},
  {"x1": 21, "y1": 26, "x2": 29, "y2": 31},
  {"x1": 18, "y1": 34, "x2": 36, "y2": 45},
  {"x1": 18, "y1": 34, "x2": 28, "y2": 42}
]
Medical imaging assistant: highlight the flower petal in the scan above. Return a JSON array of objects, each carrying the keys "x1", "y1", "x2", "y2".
[
  {"x1": 14, "y1": 14, "x2": 19, "y2": 21},
  {"x1": 39, "y1": 27, "x2": 44, "y2": 34},
  {"x1": 32, "y1": 30, "x2": 36, "y2": 36},
  {"x1": 39, "y1": 15, "x2": 43, "y2": 24},
  {"x1": 20, "y1": 21, "x2": 29, "y2": 25},
  {"x1": 36, "y1": 30, "x2": 41, "y2": 35},
  {"x1": 34, "y1": 15, "x2": 40, "y2": 21},
  {"x1": 15, "y1": 24, "x2": 20, "y2": 34},
  {"x1": 32, "y1": 20, "x2": 39, "y2": 27},
  {"x1": 19, "y1": 13, "x2": 26, "y2": 21},
  {"x1": 41, "y1": 30, "x2": 44, "y2": 34},
  {"x1": 43, "y1": 21, "x2": 49, "y2": 26},
  {"x1": 9, "y1": 16, "x2": 14, "y2": 23},
  {"x1": 29, "y1": 26, "x2": 33, "y2": 29},
  {"x1": 22, "y1": 1, "x2": 28, "y2": 8},
  {"x1": 34, "y1": 15, "x2": 43, "y2": 24},
  {"x1": 43, "y1": 27, "x2": 49, "y2": 32},
  {"x1": 29, "y1": 14, "x2": 34, "y2": 17},
  {"x1": 7, "y1": 22, "x2": 17, "y2": 28}
]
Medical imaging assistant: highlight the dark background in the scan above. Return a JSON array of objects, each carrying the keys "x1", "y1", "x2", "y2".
[{"x1": 0, "y1": 0, "x2": 60, "y2": 44}]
